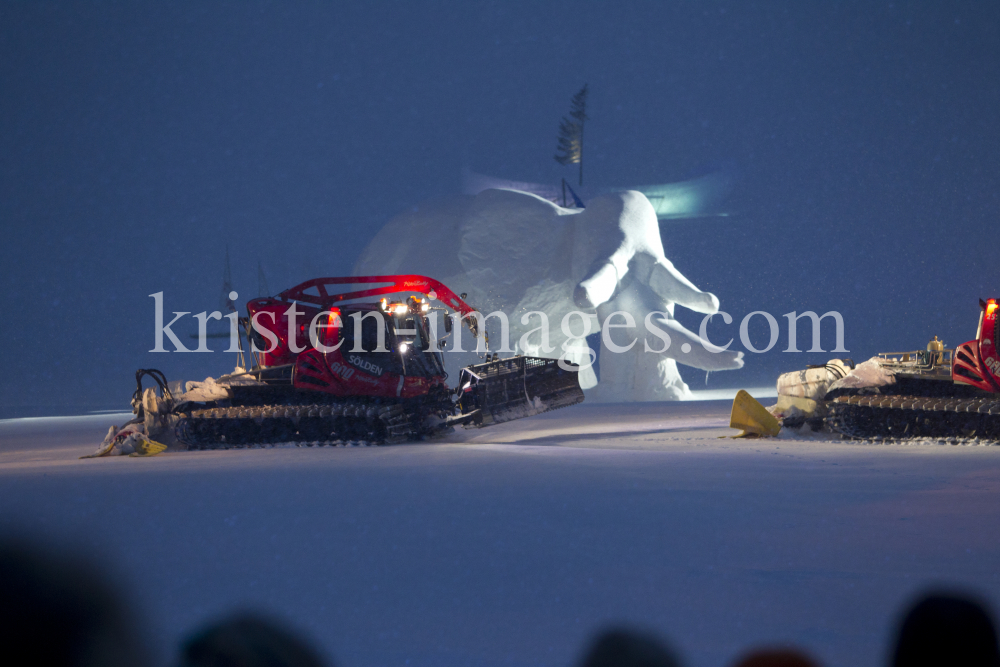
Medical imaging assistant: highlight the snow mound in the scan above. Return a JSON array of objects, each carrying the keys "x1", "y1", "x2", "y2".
[{"x1": 826, "y1": 357, "x2": 896, "y2": 395}]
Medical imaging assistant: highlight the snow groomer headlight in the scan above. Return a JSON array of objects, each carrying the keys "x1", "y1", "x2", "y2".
[
  {"x1": 406, "y1": 296, "x2": 430, "y2": 313},
  {"x1": 380, "y1": 298, "x2": 410, "y2": 315}
]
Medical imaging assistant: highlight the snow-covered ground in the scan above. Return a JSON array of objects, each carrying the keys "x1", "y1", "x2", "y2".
[
  {"x1": 688, "y1": 386, "x2": 777, "y2": 401},
  {"x1": 1, "y1": 402, "x2": 999, "y2": 667}
]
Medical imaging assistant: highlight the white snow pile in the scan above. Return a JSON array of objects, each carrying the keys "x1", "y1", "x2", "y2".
[
  {"x1": 175, "y1": 377, "x2": 233, "y2": 403},
  {"x1": 826, "y1": 357, "x2": 896, "y2": 394},
  {"x1": 85, "y1": 423, "x2": 147, "y2": 457},
  {"x1": 776, "y1": 420, "x2": 842, "y2": 442},
  {"x1": 354, "y1": 189, "x2": 743, "y2": 402}
]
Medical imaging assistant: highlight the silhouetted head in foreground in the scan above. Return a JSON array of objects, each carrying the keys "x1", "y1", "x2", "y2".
[
  {"x1": 892, "y1": 593, "x2": 1000, "y2": 667},
  {"x1": 731, "y1": 647, "x2": 819, "y2": 667},
  {"x1": 179, "y1": 613, "x2": 328, "y2": 667},
  {"x1": 0, "y1": 539, "x2": 148, "y2": 667},
  {"x1": 580, "y1": 628, "x2": 681, "y2": 667}
]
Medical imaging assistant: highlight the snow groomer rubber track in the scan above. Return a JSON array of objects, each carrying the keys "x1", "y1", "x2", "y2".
[
  {"x1": 174, "y1": 398, "x2": 415, "y2": 449},
  {"x1": 828, "y1": 394, "x2": 1000, "y2": 442}
]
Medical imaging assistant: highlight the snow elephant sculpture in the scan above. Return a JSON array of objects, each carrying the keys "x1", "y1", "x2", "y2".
[{"x1": 353, "y1": 188, "x2": 744, "y2": 401}]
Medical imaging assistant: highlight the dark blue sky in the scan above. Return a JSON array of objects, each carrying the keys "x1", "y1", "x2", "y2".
[{"x1": 2, "y1": 2, "x2": 998, "y2": 415}]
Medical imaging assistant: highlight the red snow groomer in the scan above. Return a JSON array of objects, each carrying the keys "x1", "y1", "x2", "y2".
[
  {"x1": 138, "y1": 275, "x2": 584, "y2": 449},
  {"x1": 826, "y1": 298, "x2": 1000, "y2": 439}
]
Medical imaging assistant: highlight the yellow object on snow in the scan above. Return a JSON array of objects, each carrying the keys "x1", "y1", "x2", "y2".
[
  {"x1": 730, "y1": 389, "x2": 781, "y2": 438},
  {"x1": 129, "y1": 435, "x2": 168, "y2": 457}
]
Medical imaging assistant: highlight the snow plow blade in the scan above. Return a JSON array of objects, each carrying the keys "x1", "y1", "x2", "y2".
[
  {"x1": 456, "y1": 356, "x2": 584, "y2": 427},
  {"x1": 730, "y1": 389, "x2": 781, "y2": 438}
]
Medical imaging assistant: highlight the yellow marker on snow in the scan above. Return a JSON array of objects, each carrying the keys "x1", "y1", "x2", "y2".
[
  {"x1": 128, "y1": 435, "x2": 168, "y2": 457},
  {"x1": 730, "y1": 389, "x2": 781, "y2": 438}
]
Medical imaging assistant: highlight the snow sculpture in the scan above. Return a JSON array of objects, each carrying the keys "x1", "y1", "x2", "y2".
[{"x1": 354, "y1": 189, "x2": 743, "y2": 401}]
